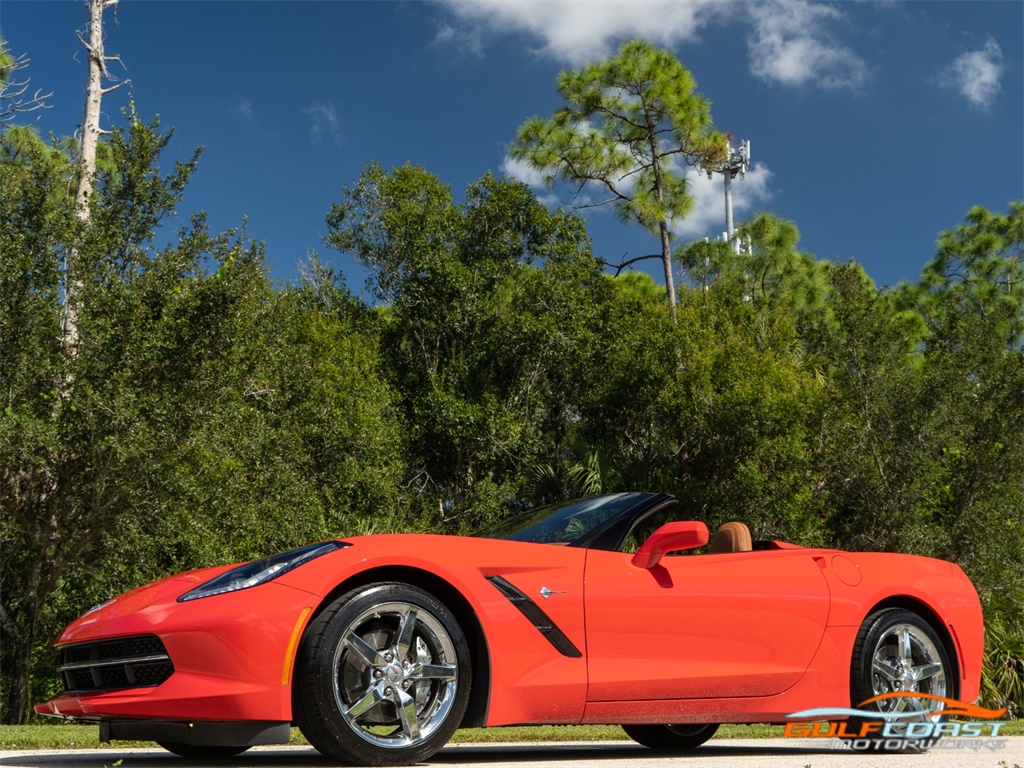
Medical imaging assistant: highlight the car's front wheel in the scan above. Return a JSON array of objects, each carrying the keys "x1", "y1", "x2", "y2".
[
  {"x1": 294, "y1": 582, "x2": 471, "y2": 766},
  {"x1": 622, "y1": 723, "x2": 719, "y2": 750}
]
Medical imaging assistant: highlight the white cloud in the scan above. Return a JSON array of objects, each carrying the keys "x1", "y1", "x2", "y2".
[
  {"x1": 435, "y1": 22, "x2": 456, "y2": 45},
  {"x1": 746, "y1": 0, "x2": 867, "y2": 90},
  {"x1": 501, "y1": 154, "x2": 550, "y2": 189},
  {"x1": 501, "y1": 155, "x2": 563, "y2": 206},
  {"x1": 436, "y1": 0, "x2": 722, "y2": 65},
  {"x1": 435, "y1": 0, "x2": 866, "y2": 91},
  {"x1": 433, "y1": 20, "x2": 482, "y2": 56},
  {"x1": 942, "y1": 39, "x2": 1003, "y2": 109},
  {"x1": 235, "y1": 98, "x2": 254, "y2": 122},
  {"x1": 670, "y1": 162, "x2": 774, "y2": 238},
  {"x1": 501, "y1": 150, "x2": 774, "y2": 240},
  {"x1": 303, "y1": 101, "x2": 342, "y2": 145}
]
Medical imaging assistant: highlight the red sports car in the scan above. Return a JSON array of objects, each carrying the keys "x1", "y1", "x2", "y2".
[{"x1": 36, "y1": 493, "x2": 983, "y2": 765}]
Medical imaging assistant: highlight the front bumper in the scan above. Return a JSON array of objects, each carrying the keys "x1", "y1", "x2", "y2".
[{"x1": 35, "y1": 578, "x2": 316, "y2": 724}]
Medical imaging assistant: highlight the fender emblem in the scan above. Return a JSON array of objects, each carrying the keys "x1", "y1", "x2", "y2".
[{"x1": 539, "y1": 587, "x2": 567, "y2": 599}]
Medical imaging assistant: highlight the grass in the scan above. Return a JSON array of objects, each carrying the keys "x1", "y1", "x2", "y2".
[{"x1": 3, "y1": 721, "x2": 1021, "y2": 750}]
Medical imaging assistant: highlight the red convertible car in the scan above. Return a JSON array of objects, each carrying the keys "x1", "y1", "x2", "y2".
[{"x1": 36, "y1": 493, "x2": 983, "y2": 764}]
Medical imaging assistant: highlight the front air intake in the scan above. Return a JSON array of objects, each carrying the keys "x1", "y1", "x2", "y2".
[{"x1": 59, "y1": 635, "x2": 174, "y2": 693}]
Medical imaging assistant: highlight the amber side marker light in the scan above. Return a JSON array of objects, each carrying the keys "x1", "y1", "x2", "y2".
[{"x1": 282, "y1": 607, "x2": 313, "y2": 686}]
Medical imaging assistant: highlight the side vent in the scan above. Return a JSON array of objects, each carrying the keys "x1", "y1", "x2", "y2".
[{"x1": 486, "y1": 576, "x2": 582, "y2": 658}]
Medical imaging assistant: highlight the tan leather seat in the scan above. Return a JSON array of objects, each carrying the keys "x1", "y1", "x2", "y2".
[{"x1": 708, "y1": 522, "x2": 752, "y2": 554}]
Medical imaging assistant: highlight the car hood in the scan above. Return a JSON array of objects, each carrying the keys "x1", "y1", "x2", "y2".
[{"x1": 56, "y1": 564, "x2": 236, "y2": 644}]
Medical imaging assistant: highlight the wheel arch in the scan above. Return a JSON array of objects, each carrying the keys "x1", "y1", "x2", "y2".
[
  {"x1": 859, "y1": 595, "x2": 961, "y2": 699},
  {"x1": 300, "y1": 565, "x2": 491, "y2": 729}
]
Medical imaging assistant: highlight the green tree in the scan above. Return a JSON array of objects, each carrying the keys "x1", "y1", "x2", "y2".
[
  {"x1": 1, "y1": 126, "x2": 79, "y2": 723},
  {"x1": 917, "y1": 300, "x2": 1024, "y2": 611},
  {"x1": 511, "y1": 39, "x2": 727, "y2": 321},
  {"x1": 0, "y1": 115, "x2": 197, "y2": 722},
  {"x1": 669, "y1": 287, "x2": 826, "y2": 543},
  {"x1": 325, "y1": 163, "x2": 603, "y2": 529},
  {"x1": 675, "y1": 236, "x2": 733, "y2": 292},
  {"x1": 1, "y1": 125, "x2": 408, "y2": 721},
  {"x1": 678, "y1": 213, "x2": 834, "y2": 328},
  {"x1": 896, "y1": 202, "x2": 1024, "y2": 347},
  {"x1": 531, "y1": 268, "x2": 826, "y2": 545},
  {"x1": 807, "y1": 259, "x2": 1023, "y2": 583},
  {"x1": 807, "y1": 265, "x2": 934, "y2": 553},
  {"x1": 738, "y1": 213, "x2": 831, "y2": 319}
]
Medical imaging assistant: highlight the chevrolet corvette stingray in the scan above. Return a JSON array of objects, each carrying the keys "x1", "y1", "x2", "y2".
[{"x1": 36, "y1": 492, "x2": 983, "y2": 764}]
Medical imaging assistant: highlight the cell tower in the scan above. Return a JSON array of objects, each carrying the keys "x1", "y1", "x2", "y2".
[{"x1": 703, "y1": 139, "x2": 750, "y2": 254}]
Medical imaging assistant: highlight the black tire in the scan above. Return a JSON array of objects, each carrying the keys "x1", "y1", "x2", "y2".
[
  {"x1": 156, "y1": 742, "x2": 250, "y2": 759},
  {"x1": 622, "y1": 723, "x2": 719, "y2": 750},
  {"x1": 294, "y1": 582, "x2": 472, "y2": 766},
  {"x1": 846, "y1": 607, "x2": 955, "y2": 753}
]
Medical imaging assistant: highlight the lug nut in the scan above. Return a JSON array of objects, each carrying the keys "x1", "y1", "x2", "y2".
[{"x1": 384, "y1": 686, "x2": 393, "y2": 695}]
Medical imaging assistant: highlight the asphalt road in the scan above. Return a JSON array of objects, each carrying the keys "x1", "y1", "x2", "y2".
[{"x1": 2, "y1": 739, "x2": 1023, "y2": 768}]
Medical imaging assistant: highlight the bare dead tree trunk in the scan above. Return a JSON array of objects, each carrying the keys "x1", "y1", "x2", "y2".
[
  {"x1": 647, "y1": 128, "x2": 678, "y2": 325},
  {"x1": 659, "y1": 221, "x2": 677, "y2": 324},
  {"x1": 63, "y1": 0, "x2": 125, "y2": 357}
]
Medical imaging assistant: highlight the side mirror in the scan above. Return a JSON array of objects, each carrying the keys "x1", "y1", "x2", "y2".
[{"x1": 631, "y1": 521, "x2": 709, "y2": 569}]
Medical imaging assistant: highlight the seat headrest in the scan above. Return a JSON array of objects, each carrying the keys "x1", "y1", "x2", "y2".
[{"x1": 708, "y1": 522, "x2": 752, "y2": 554}]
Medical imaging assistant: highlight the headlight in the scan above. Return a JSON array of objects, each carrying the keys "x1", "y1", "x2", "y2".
[{"x1": 177, "y1": 541, "x2": 348, "y2": 602}]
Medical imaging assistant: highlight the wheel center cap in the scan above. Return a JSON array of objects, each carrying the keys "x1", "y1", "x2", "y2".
[{"x1": 385, "y1": 663, "x2": 404, "y2": 684}]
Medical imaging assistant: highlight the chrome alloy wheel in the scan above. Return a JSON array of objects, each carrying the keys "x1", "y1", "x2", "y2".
[
  {"x1": 847, "y1": 608, "x2": 954, "y2": 753},
  {"x1": 869, "y1": 623, "x2": 947, "y2": 719},
  {"x1": 332, "y1": 601, "x2": 459, "y2": 749}
]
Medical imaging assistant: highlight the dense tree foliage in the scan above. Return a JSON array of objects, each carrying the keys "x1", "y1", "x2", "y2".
[
  {"x1": 895, "y1": 202, "x2": 1024, "y2": 347},
  {"x1": 324, "y1": 163, "x2": 605, "y2": 528},
  {"x1": 0, "y1": 123, "x2": 404, "y2": 722},
  {"x1": 1, "y1": 30, "x2": 1021, "y2": 723}
]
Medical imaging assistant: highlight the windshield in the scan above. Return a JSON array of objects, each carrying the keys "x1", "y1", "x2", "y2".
[{"x1": 476, "y1": 493, "x2": 656, "y2": 546}]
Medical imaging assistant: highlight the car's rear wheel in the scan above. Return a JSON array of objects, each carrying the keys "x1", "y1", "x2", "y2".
[
  {"x1": 847, "y1": 608, "x2": 954, "y2": 753},
  {"x1": 156, "y1": 742, "x2": 250, "y2": 759},
  {"x1": 294, "y1": 582, "x2": 471, "y2": 766},
  {"x1": 622, "y1": 723, "x2": 719, "y2": 750}
]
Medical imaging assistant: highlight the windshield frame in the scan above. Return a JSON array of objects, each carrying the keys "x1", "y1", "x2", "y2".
[{"x1": 475, "y1": 493, "x2": 676, "y2": 551}]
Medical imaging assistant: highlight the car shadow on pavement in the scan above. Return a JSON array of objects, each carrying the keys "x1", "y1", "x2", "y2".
[
  {"x1": 0, "y1": 748, "x2": 324, "y2": 768},
  {"x1": 433, "y1": 741, "x2": 841, "y2": 762},
  {"x1": 0, "y1": 741, "x2": 842, "y2": 768}
]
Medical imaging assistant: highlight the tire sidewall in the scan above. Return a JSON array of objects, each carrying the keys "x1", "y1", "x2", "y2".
[
  {"x1": 851, "y1": 608, "x2": 956, "y2": 707},
  {"x1": 847, "y1": 608, "x2": 956, "y2": 753},
  {"x1": 296, "y1": 582, "x2": 472, "y2": 766}
]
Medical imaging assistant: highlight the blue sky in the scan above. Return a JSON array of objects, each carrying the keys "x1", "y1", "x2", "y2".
[{"x1": 3, "y1": 1, "x2": 1022, "y2": 296}]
